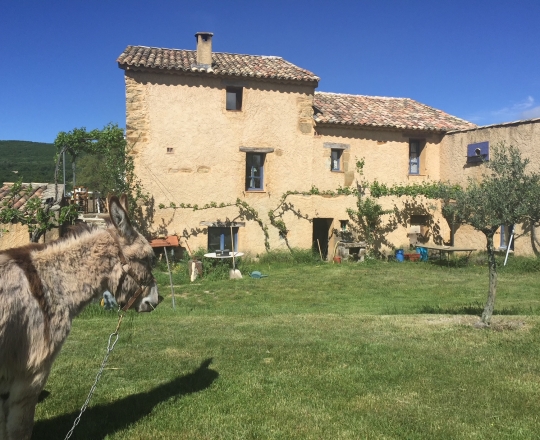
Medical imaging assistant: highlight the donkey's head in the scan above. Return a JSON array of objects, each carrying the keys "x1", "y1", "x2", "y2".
[{"x1": 107, "y1": 195, "x2": 160, "y2": 312}]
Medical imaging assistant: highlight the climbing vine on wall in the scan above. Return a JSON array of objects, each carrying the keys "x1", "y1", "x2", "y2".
[
  {"x1": 267, "y1": 185, "x2": 357, "y2": 248},
  {"x1": 159, "y1": 198, "x2": 271, "y2": 251},
  {"x1": 158, "y1": 158, "x2": 396, "y2": 254}
]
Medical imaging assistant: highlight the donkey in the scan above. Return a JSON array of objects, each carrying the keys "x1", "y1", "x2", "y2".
[{"x1": 0, "y1": 195, "x2": 160, "y2": 440}]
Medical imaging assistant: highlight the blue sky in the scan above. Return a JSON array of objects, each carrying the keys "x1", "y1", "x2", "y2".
[{"x1": 1, "y1": 0, "x2": 539, "y2": 143}]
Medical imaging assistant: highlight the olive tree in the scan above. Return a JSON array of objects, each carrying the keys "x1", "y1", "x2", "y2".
[
  {"x1": 370, "y1": 143, "x2": 540, "y2": 324},
  {"x1": 448, "y1": 144, "x2": 540, "y2": 323}
]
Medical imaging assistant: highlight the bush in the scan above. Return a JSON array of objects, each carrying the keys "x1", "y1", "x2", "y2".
[{"x1": 257, "y1": 248, "x2": 320, "y2": 265}]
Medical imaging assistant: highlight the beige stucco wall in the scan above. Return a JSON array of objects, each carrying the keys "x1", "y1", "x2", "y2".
[
  {"x1": 125, "y1": 69, "x2": 456, "y2": 257},
  {"x1": 0, "y1": 223, "x2": 32, "y2": 250},
  {"x1": 0, "y1": 223, "x2": 60, "y2": 251},
  {"x1": 441, "y1": 120, "x2": 540, "y2": 256},
  {"x1": 126, "y1": 71, "x2": 319, "y2": 255},
  {"x1": 441, "y1": 120, "x2": 540, "y2": 182}
]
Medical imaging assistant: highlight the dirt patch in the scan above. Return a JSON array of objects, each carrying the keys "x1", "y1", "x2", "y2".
[{"x1": 424, "y1": 315, "x2": 480, "y2": 326}]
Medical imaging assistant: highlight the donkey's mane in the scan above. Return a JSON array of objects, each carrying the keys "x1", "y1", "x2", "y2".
[
  {"x1": 43, "y1": 221, "x2": 116, "y2": 254},
  {"x1": 63, "y1": 221, "x2": 111, "y2": 240}
]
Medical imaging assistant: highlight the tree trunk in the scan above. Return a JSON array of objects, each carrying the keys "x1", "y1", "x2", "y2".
[
  {"x1": 481, "y1": 233, "x2": 497, "y2": 324},
  {"x1": 30, "y1": 228, "x2": 43, "y2": 243}
]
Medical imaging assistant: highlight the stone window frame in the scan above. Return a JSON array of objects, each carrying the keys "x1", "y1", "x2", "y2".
[
  {"x1": 245, "y1": 152, "x2": 265, "y2": 191},
  {"x1": 323, "y1": 142, "x2": 349, "y2": 173},
  {"x1": 239, "y1": 147, "x2": 274, "y2": 192}
]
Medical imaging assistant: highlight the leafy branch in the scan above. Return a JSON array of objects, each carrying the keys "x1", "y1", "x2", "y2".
[
  {"x1": 159, "y1": 198, "x2": 270, "y2": 250},
  {"x1": 0, "y1": 180, "x2": 79, "y2": 242}
]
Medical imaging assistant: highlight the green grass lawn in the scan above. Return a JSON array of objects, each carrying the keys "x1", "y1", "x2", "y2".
[{"x1": 33, "y1": 260, "x2": 540, "y2": 439}]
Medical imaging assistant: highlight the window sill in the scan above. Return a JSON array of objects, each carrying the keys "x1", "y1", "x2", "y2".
[
  {"x1": 331, "y1": 170, "x2": 344, "y2": 173},
  {"x1": 226, "y1": 109, "x2": 243, "y2": 112},
  {"x1": 408, "y1": 173, "x2": 427, "y2": 177},
  {"x1": 246, "y1": 190, "x2": 266, "y2": 193}
]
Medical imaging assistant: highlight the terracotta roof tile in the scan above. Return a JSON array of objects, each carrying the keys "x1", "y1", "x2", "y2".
[
  {"x1": 117, "y1": 46, "x2": 320, "y2": 83},
  {"x1": 0, "y1": 183, "x2": 64, "y2": 214},
  {"x1": 314, "y1": 92, "x2": 476, "y2": 132}
]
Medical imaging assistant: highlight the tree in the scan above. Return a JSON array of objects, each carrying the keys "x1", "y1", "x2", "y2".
[
  {"x1": 346, "y1": 159, "x2": 395, "y2": 256},
  {"x1": 446, "y1": 144, "x2": 540, "y2": 324},
  {"x1": 54, "y1": 123, "x2": 150, "y2": 229},
  {"x1": 369, "y1": 144, "x2": 540, "y2": 325}
]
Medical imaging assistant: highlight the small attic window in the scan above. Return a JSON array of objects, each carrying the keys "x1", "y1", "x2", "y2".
[
  {"x1": 167, "y1": 147, "x2": 174, "y2": 154},
  {"x1": 226, "y1": 87, "x2": 243, "y2": 111}
]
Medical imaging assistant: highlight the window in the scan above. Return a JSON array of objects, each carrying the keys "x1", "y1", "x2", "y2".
[
  {"x1": 226, "y1": 87, "x2": 243, "y2": 111},
  {"x1": 499, "y1": 224, "x2": 514, "y2": 250},
  {"x1": 340, "y1": 220, "x2": 348, "y2": 232},
  {"x1": 166, "y1": 147, "x2": 174, "y2": 154},
  {"x1": 246, "y1": 153, "x2": 265, "y2": 191},
  {"x1": 208, "y1": 227, "x2": 238, "y2": 252},
  {"x1": 409, "y1": 214, "x2": 430, "y2": 239},
  {"x1": 409, "y1": 140, "x2": 420, "y2": 174},
  {"x1": 467, "y1": 141, "x2": 489, "y2": 164},
  {"x1": 331, "y1": 149, "x2": 342, "y2": 171}
]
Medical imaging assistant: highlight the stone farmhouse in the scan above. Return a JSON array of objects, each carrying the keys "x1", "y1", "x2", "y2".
[{"x1": 117, "y1": 32, "x2": 540, "y2": 258}]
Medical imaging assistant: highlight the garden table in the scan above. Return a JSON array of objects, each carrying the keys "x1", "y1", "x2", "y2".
[
  {"x1": 419, "y1": 244, "x2": 476, "y2": 265},
  {"x1": 203, "y1": 252, "x2": 244, "y2": 259}
]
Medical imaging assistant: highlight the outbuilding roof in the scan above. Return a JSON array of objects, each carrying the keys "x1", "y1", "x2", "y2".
[
  {"x1": 0, "y1": 183, "x2": 64, "y2": 213},
  {"x1": 314, "y1": 92, "x2": 476, "y2": 132},
  {"x1": 117, "y1": 46, "x2": 320, "y2": 84}
]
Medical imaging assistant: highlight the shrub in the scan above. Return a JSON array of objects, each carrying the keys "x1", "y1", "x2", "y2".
[{"x1": 257, "y1": 248, "x2": 320, "y2": 265}]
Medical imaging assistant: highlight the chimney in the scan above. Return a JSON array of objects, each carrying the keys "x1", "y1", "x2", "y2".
[{"x1": 195, "y1": 32, "x2": 213, "y2": 67}]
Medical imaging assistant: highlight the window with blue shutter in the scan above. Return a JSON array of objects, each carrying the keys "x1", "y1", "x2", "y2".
[
  {"x1": 246, "y1": 153, "x2": 265, "y2": 191},
  {"x1": 409, "y1": 140, "x2": 420, "y2": 174}
]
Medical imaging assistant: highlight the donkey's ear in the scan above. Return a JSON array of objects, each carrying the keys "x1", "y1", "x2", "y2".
[
  {"x1": 109, "y1": 196, "x2": 137, "y2": 243},
  {"x1": 119, "y1": 194, "x2": 129, "y2": 212}
]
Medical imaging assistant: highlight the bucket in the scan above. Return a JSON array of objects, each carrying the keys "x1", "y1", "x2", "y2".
[
  {"x1": 333, "y1": 256, "x2": 342, "y2": 264},
  {"x1": 416, "y1": 247, "x2": 428, "y2": 262},
  {"x1": 395, "y1": 249, "x2": 404, "y2": 262}
]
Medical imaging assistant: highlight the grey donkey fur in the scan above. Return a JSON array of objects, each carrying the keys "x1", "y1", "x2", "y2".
[{"x1": 0, "y1": 195, "x2": 160, "y2": 440}]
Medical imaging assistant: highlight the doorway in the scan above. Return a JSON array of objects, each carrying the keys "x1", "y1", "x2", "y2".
[{"x1": 312, "y1": 218, "x2": 333, "y2": 260}]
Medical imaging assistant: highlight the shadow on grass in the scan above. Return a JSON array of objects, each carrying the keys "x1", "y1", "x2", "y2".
[
  {"x1": 426, "y1": 258, "x2": 472, "y2": 269},
  {"x1": 32, "y1": 358, "x2": 218, "y2": 440},
  {"x1": 419, "y1": 303, "x2": 526, "y2": 315}
]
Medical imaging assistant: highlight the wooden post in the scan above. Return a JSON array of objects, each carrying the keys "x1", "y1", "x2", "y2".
[
  {"x1": 163, "y1": 246, "x2": 175, "y2": 309},
  {"x1": 317, "y1": 239, "x2": 324, "y2": 261},
  {"x1": 231, "y1": 226, "x2": 236, "y2": 271}
]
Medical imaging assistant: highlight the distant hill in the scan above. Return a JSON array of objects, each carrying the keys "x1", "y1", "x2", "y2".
[{"x1": 0, "y1": 140, "x2": 58, "y2": 184}]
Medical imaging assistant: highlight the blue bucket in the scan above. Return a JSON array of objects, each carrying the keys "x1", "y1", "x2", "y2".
[
  {"x1": 416, "y1": 247, "x2": 428, "y2": 262},
  {"x1": 395, "y1": 249, "x2": 404, "y2": 262}
]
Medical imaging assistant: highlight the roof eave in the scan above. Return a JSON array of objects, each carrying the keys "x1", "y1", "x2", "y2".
[
  {"x1": 314, "y1": 121, "x2": 448, "y2": 133},
  {"x1": 118, "y1": 63, "x2": 319, "y2": 87}
]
